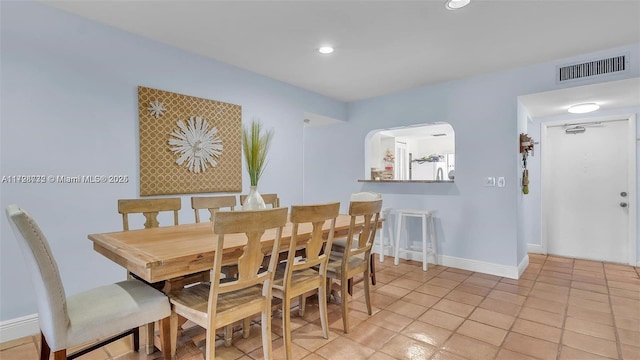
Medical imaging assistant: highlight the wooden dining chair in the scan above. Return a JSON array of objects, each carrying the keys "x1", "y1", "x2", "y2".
[
  {"x1": 191, "y1": 195, "x2": 237, "y2": 223},
  {"x1": 191, "y1": 195, "x2": 242, "y2": 344},
  {"x1": 5, "y1": 205, "x2": 172, "y2": 360},
  {"x1": 238, "y1": 192, "x2": 281, "y2": 277},
  {"x1": 117, "y1": 198, "x2": 181, "y2": 230},
  {"x1": 117, "y1": 197, "x2": 182, "y2": 353},
  {"x1": 191, "y1": 195, "x2": 239, "y2": 279},
  {"x1": 331, "y1": 192, "x2": 382, "y2": 294},
  {"x1": 326, "y1": 199, "x2": 382, "y2": 333},
  {"x1": 271, "y1": 202, "x2": 339, "y2": 360},
  {"x1": 239, "y1": 193, "x2": 280, "y2": 208},
  {"x1": 168, "y1": 207, "x2": 288, "y2": 360}
]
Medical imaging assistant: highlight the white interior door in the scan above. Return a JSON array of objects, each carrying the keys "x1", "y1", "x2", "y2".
[{"x1": 544, "y1": 118, "x2": 630, "y2": 263}]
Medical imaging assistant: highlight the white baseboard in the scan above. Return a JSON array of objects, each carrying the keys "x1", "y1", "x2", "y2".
[
  {"x1": 0, "y1": 314, "x2": 39, "y2": 342},
  {"x1": 438, "y1": 255, "x2": 520, "y2": 279},
  {"x1": 527, "y1": 244, "x2": 545, "y2": 254},
  {"x1": 374, "y1": 245, "x2": 522, "y2": 279},
  {"x1": 518, "y1": 255, "x2": 530, "y2": 278}
]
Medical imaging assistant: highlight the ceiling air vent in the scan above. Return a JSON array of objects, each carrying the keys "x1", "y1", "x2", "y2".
[{"x1": 558, "y1": 54, "x2": 628, "y2": 83}]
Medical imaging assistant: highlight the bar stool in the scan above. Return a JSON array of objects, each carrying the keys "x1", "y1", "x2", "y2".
[
  {"x1": 394, "y1": 209, "x2": 436, "y2": 271},
  {"x1": 378, "y1": 208, "x2": 396, "y2": 262}
]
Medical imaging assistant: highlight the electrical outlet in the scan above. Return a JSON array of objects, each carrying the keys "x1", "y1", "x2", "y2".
[
  {"x1": 484, "y1": 177, "x2": 496, "y2": 187},
  {"x1": 497, "y1": 177, "x2": 506, "y2": 187}
]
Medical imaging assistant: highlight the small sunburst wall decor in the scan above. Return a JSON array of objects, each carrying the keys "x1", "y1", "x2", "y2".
[
  {"x1": 138, "y1": 86, "x2": 242, "y2": 196},
  {"x1": 169, "y1": 116, "x2": 223, "y2": 173}
]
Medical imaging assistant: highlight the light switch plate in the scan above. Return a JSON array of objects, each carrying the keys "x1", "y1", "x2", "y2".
[{"x1": 484, "y1": 177, "x2": 496, "y2": 187}]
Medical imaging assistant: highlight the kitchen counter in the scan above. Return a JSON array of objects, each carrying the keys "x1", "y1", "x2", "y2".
[{"x1": 358, "y1": 180, "x2": 454, "y2": 183}]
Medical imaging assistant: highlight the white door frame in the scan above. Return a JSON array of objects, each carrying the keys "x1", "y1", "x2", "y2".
[{"x1": 540, "y1": 113, "x2": 637, "y2": 265}]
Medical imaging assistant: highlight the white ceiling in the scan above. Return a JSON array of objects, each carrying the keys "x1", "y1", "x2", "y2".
[{"x1": 42, "y1": 0, "x2": 640, "y2": 102}]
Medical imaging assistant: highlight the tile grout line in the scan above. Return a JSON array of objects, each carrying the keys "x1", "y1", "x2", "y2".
[
  {"x1": 498, "y1": 254, "x2": 548, "y2": 360},
  {"x1": 603, "y1": 263, "x2": 625, "y2": 360},
  {"x1": 423, "y1": 267, "x2": 473, "y2": 360},
  {"x1": 378, "y1": 264, "x2": 451, "y2": 360},
  {"x1": 545, "y1": 255, "x2": 575, "y2": 360},
  {"x1": 552, "y1": 256, "x2": 576, "y2": 360}
]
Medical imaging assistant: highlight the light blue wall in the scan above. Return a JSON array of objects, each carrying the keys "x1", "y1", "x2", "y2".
[
  {"x1": 0, "y1": 2, "x2": 345, "y2": 321},
  {"x1": 304, "y1": 44, "x2": 640, "y2": 271}
]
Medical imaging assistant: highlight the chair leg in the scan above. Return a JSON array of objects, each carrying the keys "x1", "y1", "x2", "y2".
[
  {"x1": 298, "y1": 294, "x2": 306, "y2": 317},
  {"x1": 363, "y1": 269, "x2": 372, "y2": 315},
  {"x1": 205, "y1": 327, "x2": 216, "y2": 360},
  {"x1": 243, "y1": 317, "x2": 251, "y2": 339},
  {"x1": 262, "y1": 302, "x2": 273, "y2": 360},
  {"x1": 422, "y1": 216, "x2": 428, "y2": 271},
  {"x1": 158, "y1": 317, "x2": 172, "y2": 360},
  {"x1": 132, "y1": 326, "x2": 140, "y2": 351},
  {"x1": 39, "y1": 332, "x2": 50, "y2": 360},
  {"x1": 429, "y1": 214, "x2": 437, "y2": 266},
  {"x1": 143, "y1": 322, "x2": 155, "y2": 355},
  {"x1": 318, "y1": 283, "x2": 329, "y2": 339},
  {"x1": 341, "y1": 277, "x2": 350, "y2": 333},
  {"x1": 53, "y1": 350, "x2": 66, "y2": 360},
  {"x1": 394, "y1": 214, "x2": 403, "y2": 265},
  {"x1": 282, "y1": 297, "x2": 292, "y2": 360},
  {"x1": 370, "y1": 254, "x2": 377, "y2": 285},
  {"x1": 224, "y1": 325, "x2": 233, "y2": 346},
  {"x1": 170, "y1": 312, "x2": 179, "y2": 360}
]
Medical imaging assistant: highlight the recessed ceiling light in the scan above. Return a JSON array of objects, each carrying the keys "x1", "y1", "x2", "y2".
[
  {"x1": 318, "y1": 46, "x2": 334, "y2": 54},
  {"x1": 445, "y1": 0, "x2": 471, "y2": 10},
  {"x1": 568, "y1": 103, "x2": 600, "y2": 114}
]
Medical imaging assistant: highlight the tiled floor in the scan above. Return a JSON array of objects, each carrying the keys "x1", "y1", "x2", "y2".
[{"x1": 2, "y1": 254, "x2": 639, "y2": 359}]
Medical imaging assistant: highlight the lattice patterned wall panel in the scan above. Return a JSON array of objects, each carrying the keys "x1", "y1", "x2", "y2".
[{"x1": 138, "y1": 86, "x2": 242, "y2": 196}]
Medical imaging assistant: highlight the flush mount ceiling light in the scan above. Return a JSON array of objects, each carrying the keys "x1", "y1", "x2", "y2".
[
  {"x1": 445, "y1": 0, "x2": 471, "y2": 10},
  {"x1": 568, "y1": 103, "x2": 600, "y2": 114},
  {"x1": 318, "y1": 46, "x2": 334, "y2": 54}
]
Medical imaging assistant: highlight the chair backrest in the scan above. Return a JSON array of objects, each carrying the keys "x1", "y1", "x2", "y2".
[
  {"x1": 283, "y1": 202, "x2": 340, "y2": 284},
  {"x1": 117, "y1": 198, "x2": 181, "y2": 230},
  {"x1": 208, "y1": 207, "x2": 288, "y2": 317},
  {"x1": 342, "y1": 199, "x2": 383, "y2": 263},
  {"x1": 191, "y1": 196, "x2": 236, "y2": 223},
  {"x1": 350, "y1": 192, "x2": 382, "y2": 201},
  {"x1": 5, "y1": 205, "x2": 70, "y2": 348},
  {"x1": 239, "y1": 193, "x2": 280, "y2": 208}
]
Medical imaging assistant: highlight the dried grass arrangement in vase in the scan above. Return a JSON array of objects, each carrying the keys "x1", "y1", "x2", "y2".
[{"x1": 242, "y1": 119, "x2": 274, "y2": 210}]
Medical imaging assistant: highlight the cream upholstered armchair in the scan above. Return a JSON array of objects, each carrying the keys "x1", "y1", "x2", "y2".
[{"x1": 5, "y1": 205, "x2": 172, "y2": 360}]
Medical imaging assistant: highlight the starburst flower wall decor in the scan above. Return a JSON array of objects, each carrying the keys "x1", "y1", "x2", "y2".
[
  {"x1": 169, "y1": 116, "x2": 223, "y2": 173},
  {"x1": 148, "y1": 100, "x2": 166, "y2": 118}
]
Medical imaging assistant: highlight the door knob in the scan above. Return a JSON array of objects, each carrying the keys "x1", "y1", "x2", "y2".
[{"x1": 620, "y1": 202, "x2": 628, "y2": 208}]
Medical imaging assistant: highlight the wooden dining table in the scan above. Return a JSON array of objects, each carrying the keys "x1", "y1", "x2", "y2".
[
  {"x1": 88, "y1": 212, "x2": 380, "y2": 355},
  {"x1": 88, "y1": 214, "x2": 361, "y2": 289}
]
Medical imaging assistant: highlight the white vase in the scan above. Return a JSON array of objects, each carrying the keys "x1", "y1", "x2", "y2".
[{"x1": 242, "y1": 185, "x2": 267, "y2": 210}]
